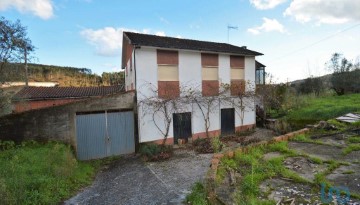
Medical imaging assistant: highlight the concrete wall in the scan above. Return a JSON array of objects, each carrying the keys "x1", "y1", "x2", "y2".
[
  {"x1": 133, "y1": 46, "x2": 257, "y2": 143},
  {"x1": 0, "y1": 92, "x2": 135, "y2": 149}
]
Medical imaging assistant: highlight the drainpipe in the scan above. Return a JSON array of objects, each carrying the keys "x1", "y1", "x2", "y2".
[{"x1": 133, "y1": 44, "x2": 140, "y2": 151}]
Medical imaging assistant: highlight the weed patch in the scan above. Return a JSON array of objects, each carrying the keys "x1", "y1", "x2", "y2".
[
  {"x1": 342, "y1": 144, "x2": 360, "y2": 155},
  {"x1": 348, "y1": 136, "x2": 360, "y2": 144},
  {"x1": 185, "y1": 182, "x2": 208, "y2": 205},
  {"x1": 139, "y1": 143, "x2": 172, "y2": 161}
]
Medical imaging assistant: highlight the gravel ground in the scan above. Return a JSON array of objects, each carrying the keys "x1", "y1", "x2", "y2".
[{"x1": 65, "y1": 149, "x2": 212, "y2": 205}]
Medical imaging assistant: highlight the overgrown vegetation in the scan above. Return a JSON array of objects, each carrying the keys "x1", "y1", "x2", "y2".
[
  {"x1": 193, "y1": 137, "x2": 224, "y2": 154},
  {"x1": 139, "y1": 143, "x2": 173, "y2": 161},
  {"x1": 185, "y1": 182, "x2": 209, "y2": 205},
  {"x1": 342, "y1": 144, "x2": 360, "y2": 155},
  {"x1": 0, "y1": 141, "x2": 96, "y2": 205}
]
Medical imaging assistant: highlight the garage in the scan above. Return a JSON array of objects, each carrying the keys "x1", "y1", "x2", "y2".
[{"x1": 76, "y1": 110, "x2": 135, "y2": 160}]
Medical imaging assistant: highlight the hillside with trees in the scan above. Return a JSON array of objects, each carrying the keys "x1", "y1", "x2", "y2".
[{"x1": 1, "y1": 63, "x2": 124, "y2": 87}]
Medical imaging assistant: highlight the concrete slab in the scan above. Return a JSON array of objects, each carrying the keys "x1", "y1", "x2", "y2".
[{"x1": 65, "y1": 150, "x2": 212, "y2": 205}]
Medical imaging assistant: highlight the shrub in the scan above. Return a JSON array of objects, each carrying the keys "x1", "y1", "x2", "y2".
[
  {"x1": 139, "y1": 143, "x2": 172, "y2": 161},
  {"x1": 0, "y1": 140, "x2": 16, "y2": 150},
  {"x1": 193, "y1": 137, "x2": 224, "y2": 153},
  {"x1": 211, "y1": 137, "x2": 223, "y2": 153},
  {"x1": 193, "y1": 138, "x2": 213, "y2": 153},
  {"x1": 270, "y1": 119, "x2": 292, "y2": 134}
]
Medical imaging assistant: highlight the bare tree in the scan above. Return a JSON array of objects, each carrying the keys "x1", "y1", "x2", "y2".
[
  {"x1": 182, "y1": 84, "x2": 220, "y2": 138},
  {"x1": 326, "y1": 53, "x2": 359, "y2": 95},
  {"x1": 221, "y1": 80, "x2": 256, "y2": 127},
  {"x1": 138, "y1": 82, "x2": 183, "y2": 145},
  {"x1": 255, "y1": 74, "x2": 287, "y2": 126}
]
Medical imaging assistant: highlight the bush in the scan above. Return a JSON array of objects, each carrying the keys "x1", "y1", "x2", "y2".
[
  {"x1": 139, "y1": 143, "x2": 172, "y2": 161},
  {"x1": 211, "y1": 137, "x2": 224, "y2": 153},
  {"x1": 193, "y1": 137, "x2": 223, "y2": 154}
]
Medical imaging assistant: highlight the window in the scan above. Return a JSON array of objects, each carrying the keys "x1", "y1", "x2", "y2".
[
  {"x1": 230, "y1": 56, "x2": 245, "y2": 95},
  {"x1": 201, "y1": 53, "x2": 219, "y2": 96},
  {"x1": 157, "y1": 50, "x2": 179, "y2": 98}
]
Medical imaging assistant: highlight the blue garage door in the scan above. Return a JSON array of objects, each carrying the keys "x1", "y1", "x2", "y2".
[{"x1": 76, "y1": 111, "x2": 135, "y2": 160}]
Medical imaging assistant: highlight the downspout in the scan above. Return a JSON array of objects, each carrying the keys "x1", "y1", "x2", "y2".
[{"x1": 133, "y1": 44, "x2": 140, "y2": 151}]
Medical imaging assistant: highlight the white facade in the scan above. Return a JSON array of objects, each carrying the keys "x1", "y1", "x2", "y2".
[{"x1": 125, "y1": 46, "x2": 257, "y2": 143}]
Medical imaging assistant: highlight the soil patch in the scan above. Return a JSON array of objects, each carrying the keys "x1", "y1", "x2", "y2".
[
  {"x1": 263, "y1": 152, "x2": 282, "y2": 160},
  {"x1": 221, "y1": 128, "x2": 275, "y2": 150},
  {"x1": 316, "y1": 135, "x2": 347, "y2": 147},
  {"x1": 343, "y1": 151, "x2": 360, "y2": 163},
  {"x1": 288, "y1": 142, "x2": 344, "y2": 161},
  {"x1": 259, "y1": 178, "x2": 320, "y2": 204},
  {"x1": 326, "y1": 163, "x2": 360, "y2": 196},
  {"x1": 283, "y1": 157, "x2": 327, "y2": 182}
]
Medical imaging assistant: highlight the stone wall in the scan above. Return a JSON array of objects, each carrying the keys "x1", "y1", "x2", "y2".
[{"x1": 0, "y1": 91, "x2": 135, "y2": 149}]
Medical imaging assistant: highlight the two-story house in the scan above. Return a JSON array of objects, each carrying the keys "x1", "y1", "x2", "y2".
[{"x1": 122, "y1": 32, "x2": 263, "y2": 144}]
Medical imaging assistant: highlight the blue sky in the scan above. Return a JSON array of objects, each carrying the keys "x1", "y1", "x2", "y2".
[{"x1": 1, "y1": 0, "x2": 359, "y2": 82}]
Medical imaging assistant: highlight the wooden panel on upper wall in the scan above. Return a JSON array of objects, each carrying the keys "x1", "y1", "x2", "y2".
[{"x1": 157, "y1": 50, "x2": 179, "y2": 65}]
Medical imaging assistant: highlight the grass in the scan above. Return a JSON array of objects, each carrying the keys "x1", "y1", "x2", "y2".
[
  {"x1": 0, "y1": 141, "x2": 97, "y2": 205},
  {"x1": 342, "y1": 144, "x2": 360, "y2": 155},
  {"x1": 217, "y1": 144, "x2": 309, "y2": 204},
  {"x1": 215, "y1": 137, "x2": 358, "y2": 204},
  {"x1": 285, "y1": 93, "x2": 360, "y2": 127},
  {"x1": 348, "y1": 136, "x2": 360, "y2": 144},
  {"x1": 185, "y1": 182, "x2": 208, "y2": 205},
  {"x1": 314, "y1": 160, "x2": 343, "y2": 189},
  {"x1": 342, "y1": 170, "x2": 355, "y2": 174}
]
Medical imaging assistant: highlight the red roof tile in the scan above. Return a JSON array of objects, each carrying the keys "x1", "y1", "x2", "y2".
[{"x1": 13, "y1": 85, "x2": 124, "y2": 101}]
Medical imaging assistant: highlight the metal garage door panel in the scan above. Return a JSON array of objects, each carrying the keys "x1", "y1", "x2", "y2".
[
  {"x1": 107, "y1": 111, "x2": 135, "y2": 155},
  {"x1": 76, "y1": 113, "x2": 107, "y2": 160}
]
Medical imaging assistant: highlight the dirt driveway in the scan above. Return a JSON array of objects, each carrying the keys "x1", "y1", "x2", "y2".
[{"x1": 65, "y1": 149, "x2": 212, "y2": 205}]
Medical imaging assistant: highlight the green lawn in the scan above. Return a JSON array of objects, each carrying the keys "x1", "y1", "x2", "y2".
[
  {"x1": 286, "y1": 93, "x2": 360, "y2": 126},
  {"x1": 0, "y1": 141, "x2": 97, "y2": 205}
]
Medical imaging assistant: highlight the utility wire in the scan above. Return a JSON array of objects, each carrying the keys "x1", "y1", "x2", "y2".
[{"x1": 269, "y1": 22, "x2": 360, "y2": 63}]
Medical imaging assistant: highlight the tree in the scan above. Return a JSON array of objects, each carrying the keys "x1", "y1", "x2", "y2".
[
  {"x1": 138, "y1": 83, "x2": 183, "y2": 145},
  {"x1": 221, "y1": 81, "x2": 257, "y2": 128},
  {"x1": 326, "y1": 53, "x2": 360, "y2": 95},
  {"x1": 297, "y1": 76, "x2": 324, "y2": 96},
  {"x1": 182, "y1": 84, "x2": 220, "y2": 139},
  {"x1": 255, "y1": 73, "x2": 288, "y2": 124},
  {"x1": 0, "y1": 16, "x2": 34, "y2": 82}
]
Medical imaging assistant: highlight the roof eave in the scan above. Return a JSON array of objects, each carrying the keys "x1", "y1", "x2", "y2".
[{"x1": 135, "y1": 45, "x2": 263, "y2": 56}]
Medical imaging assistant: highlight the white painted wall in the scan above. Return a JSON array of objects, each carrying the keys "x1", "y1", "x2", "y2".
[
  {"x1": 130, "y1": 46, "x2": 258, "y2": 143},
  {"x1": 125, "y1": 50, "x2": 136, "y2": 91}
]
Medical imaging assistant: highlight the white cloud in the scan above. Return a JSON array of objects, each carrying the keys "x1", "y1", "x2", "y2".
[
  {"x1": 80, "y1": 27, "x2": 166, "y2": 56},
  {"x1": 249, "y1": 0, "x2": 287, "y2": 10},
  {"x1": 247, "y1": 18, "x2": 287, "y2": 35},
  {"x1": 155, "y1": 31, "x2": 166, "y2": 36},
  {"x1": 284, "y1": 0, "x2": 360, "y2": 24},
  {"x1": 0, "y1": 0, "x2": 53, "y2": 19}
]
